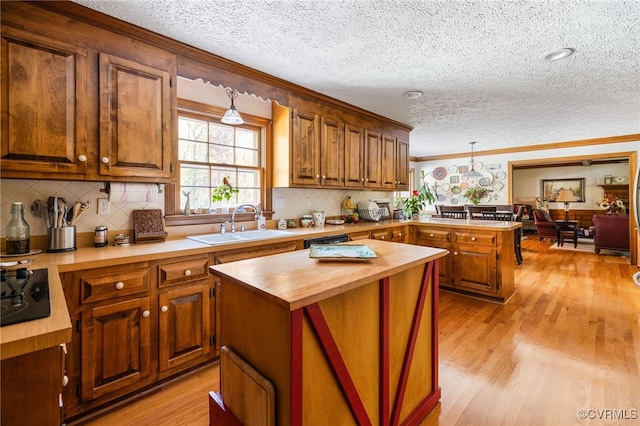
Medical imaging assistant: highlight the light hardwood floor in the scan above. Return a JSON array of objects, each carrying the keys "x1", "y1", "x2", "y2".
[{"x1": 83, "y1": 237, "x2": 640, "y2": 426}]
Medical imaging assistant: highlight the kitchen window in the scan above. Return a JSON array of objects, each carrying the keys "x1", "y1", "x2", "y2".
[{"x1": 165, "y1": 99, "x2": 270, "y2": 225}]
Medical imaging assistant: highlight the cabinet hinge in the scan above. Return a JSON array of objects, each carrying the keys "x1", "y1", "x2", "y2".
[
  {"x1": 76, "y1": 319, "x2": 81, "y2": 332},
  {"x1": 210, "y1": 287, "x2": 215, "y2": 298},
  {"x1": 210, "y1": 336, "x2": 216, "y2": 347},
  {"x1": 169, "y1": 77, "x2": 173, "y2": 88},
  {"x1": 76, "y1": 384, "x2": 81, "y2": 397},
  {"x1": 496, "y1": 253, "x2": 500, "y2": 260},
  {"x1": 497, "y1": 282, "x2": 500, "y2": 290}
]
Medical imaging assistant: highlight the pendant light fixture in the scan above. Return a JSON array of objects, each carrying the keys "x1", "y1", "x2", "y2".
[
  {"x1": 221, "y1": 88, "x2": 244, "y2": 125},
  {"x1": 463, "y1": 141, "x2": 483, "y2": 178}
]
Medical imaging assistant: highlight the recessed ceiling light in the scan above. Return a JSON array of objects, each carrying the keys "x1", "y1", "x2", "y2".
[
  {"x1": 543, "y1": 48, "x2": 576, "y2": 61},
  {"x1": 404, "y1": 91, "x2": 423, "y2": 99}
]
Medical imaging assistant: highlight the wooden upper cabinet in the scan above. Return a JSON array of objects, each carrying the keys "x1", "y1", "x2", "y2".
[
  {"x1": 364, "y1": 129, "x2": 382, "y2": 189},
  {"x1": 290, "y1": 108, "x2": 320, "y2": 185},
  {"x1": 98, "y1": 52, "x2": 174, "y2": 180},
  {"x1": 396, "y1": 138, "x2": 409, "y2": 190},
  {"x1": 344, "y1": 124, "x2": 365, "y2": 188},
  {"x1": 1, "y1": 26, "x2": 88, "y2": 176},
  {"x1": 1, "y1": 2, "x2": 177, "y2": 182},
  {"x1": 381, "y1": 134, "x2": 397, "y2": 189},
  {"x1": 319, "y1": 117, "x2": 344, "y2": 187}
]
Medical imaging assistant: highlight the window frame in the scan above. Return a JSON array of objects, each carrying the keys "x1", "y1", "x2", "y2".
[{"x1": 165, "y1": 99, "x2": 272, "y2": 226}]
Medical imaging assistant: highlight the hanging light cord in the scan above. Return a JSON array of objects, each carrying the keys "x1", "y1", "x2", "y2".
[{"x1": 226, "y1": 88, "x2": 238, "y2": 107}]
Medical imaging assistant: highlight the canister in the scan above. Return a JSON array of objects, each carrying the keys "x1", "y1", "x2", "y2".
[{"x1": 94, "y1": 226, "x2": 108, "y2": 247}]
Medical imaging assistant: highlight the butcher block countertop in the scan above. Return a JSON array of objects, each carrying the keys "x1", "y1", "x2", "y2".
[
  {"x1": 0, "y1": 217, "x2": 517, "y2": 359},
  {"x1": 211, "y1": 239, "x2": 448, "y2": 311}
]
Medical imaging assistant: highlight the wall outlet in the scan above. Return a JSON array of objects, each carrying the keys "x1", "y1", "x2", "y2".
[
  {"x1": 306, "y1": 198, "x2": 312, "y2": 208},
  {"x1": 98, "y1": 198, "x2": 110, "y2": 215},
  {"x1": 275, "y1": 197, "x2": 285, "y2": 209}
]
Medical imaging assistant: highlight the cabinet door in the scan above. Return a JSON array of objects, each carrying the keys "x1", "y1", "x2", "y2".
[
  {"x1": 319, "y1": 117, "x2": 344, "y2": 187},
  {"x1": 364, "y1": 129, "x2": 382, "y2": 188},
  {"x1": 452, "y1": 244, "x2": 498, "y2": 296},
  {"x1": 344, "y1": 124, "x2": 364, "y2": 188},
  {"x1": 291, "y1": 108, "x2": 320, "y2": 185},
  {"x1": 396, "y1": 138, "x2": 409, "y2": 190},
  {"x1": 415, "y1": 239, "x2": 451, "y2": 286},
  {"x1": 80, "y1": 297, "x2": 151, "y2": 401},
  {"x1": 381, "y1": 135, "x2": 397, "y2": 189},
  {"x1": 1, "y1": 27, "x2": 88, "y2": 177},
  {"x1": 158, "y1": 282, "x2": 212, "y2": 372},
  {"x1": 99, "y1": 52, "x2": 173, "y2": 180}
]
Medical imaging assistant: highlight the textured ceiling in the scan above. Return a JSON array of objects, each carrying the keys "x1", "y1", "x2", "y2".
[{"x1": 72, "y1": 0, "x2": 640, "y2": 158}]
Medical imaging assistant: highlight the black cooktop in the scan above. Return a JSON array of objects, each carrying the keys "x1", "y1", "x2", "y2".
[{"x1": 1, "y1": 268, "x2": 51, "y2": 327}]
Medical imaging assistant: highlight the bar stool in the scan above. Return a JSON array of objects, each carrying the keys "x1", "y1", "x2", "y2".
[{"x1": 481, "y1": 211, "x2": 523, "y2": 265}]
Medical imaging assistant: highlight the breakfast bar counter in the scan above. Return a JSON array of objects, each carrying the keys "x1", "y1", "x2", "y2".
[{"x1": 210, "y1": 239, "x2": 447, "y2": 425}]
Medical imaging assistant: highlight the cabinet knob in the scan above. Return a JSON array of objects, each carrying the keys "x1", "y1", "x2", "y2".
[
  {"x1": 381, "y1": 236, "x2": 385, "y2": 240},
  {"x1": 62, "y1": 375, "x2": 69, "y2": 387},
  {"x1": 316, "y1": 174, "x2": 320, "y2": 179},
  {"x1": 361, "y1": 178, "x2": 364, "y2": 182},
  {"x1": 184, "y1": 269, "x2": 192, "y2": 276},
  {"x1": 430, "y1": 233, "x2": 434, "y2": 237},
  {"x1": 454, "y1": 251, "x2": 458, "y2": 255},
  {"x1": 322, "y1": 175, "x2": 326, "y2": 179},
  {"x1": 161, "y1": 305, "x2": 169, "y2": 313},
  {"x1": 142, "y1": 310, "x2": 150, "y2": 317},
  {"x1": 471, "y1": 237, "x2": 477, "y2": 241},
  {"x1": 101, "y1": 157, "x2": 110, "y2": 164},
  {"x1": 398, "y1": 233, "x2": 402, "y2": 237},
  {"x1": 115, "y1": 282, "x2": 124, "y2": 290},
  {"x1": 78, "y1": 155, "x2": 87, "y2": 162}
]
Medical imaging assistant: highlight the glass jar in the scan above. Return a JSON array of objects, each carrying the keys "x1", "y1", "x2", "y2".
[{"x1": 6, "y1": 202, "x2": 30, "y2": 254}]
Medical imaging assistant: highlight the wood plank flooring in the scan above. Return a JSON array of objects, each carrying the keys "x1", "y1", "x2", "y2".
[{"x1": 83, "y1": 237, "x2": 640, "y2": 426}]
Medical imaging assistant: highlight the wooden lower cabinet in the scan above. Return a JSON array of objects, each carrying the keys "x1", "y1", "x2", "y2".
[
  {"x1": 158, "y1": 281, "x2": 213, "y2": 374},
  {"x1": 80, "y1": 297, "x2": 152, "y2": 401},
  {"x1": 414, "y1": 225, "x2": 515, "y2": 303},
  {"x1": 61, "y1": 254, "x2": 216, "y2": 422},
  {"x1": 1, "y1": 344, "x2": 67, "y2": 426}
]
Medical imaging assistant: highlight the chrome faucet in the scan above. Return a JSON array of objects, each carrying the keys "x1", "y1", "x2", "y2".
[{"x1": 231, "y1": 204, "x2": 258, "y2": 233}]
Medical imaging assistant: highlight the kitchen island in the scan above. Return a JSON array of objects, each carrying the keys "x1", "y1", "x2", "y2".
[{"x1": 210, "y1": 239, "x2": 447, "y2": 426}]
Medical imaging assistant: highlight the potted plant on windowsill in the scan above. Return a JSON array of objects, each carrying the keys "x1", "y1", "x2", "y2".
[{"x1": 211, "y1": 176, "x2": 239, "y2": 213}]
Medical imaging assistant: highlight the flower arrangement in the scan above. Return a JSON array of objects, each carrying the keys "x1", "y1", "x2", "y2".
[
  {"x1": 212, "y1": 176, "x2": 239, "y2": 204},
  {"x1": 464, "y1": 186, "x2": 493, "y2": 206},
  {"x1": 400, "y1": 169, "x2": 437, "y2": 217},
  {"x1": 596, "y1": 196, "x2": 625, "y2": 213}
]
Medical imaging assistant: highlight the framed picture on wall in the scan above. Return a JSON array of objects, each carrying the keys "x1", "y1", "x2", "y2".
[{"x1": 541, "y1": 178, "x2": 585, "y2": 202}]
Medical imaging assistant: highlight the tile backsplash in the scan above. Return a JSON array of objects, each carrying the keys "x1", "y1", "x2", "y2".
[
  {"x1": 1, "y1": 179, "x2": 164, "y2": 237},
  {"x1": 1, "y1": 179, "x2": 397, "y2": 237}
]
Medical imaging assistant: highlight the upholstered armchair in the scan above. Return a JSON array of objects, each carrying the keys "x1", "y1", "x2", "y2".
[
  {"x1": 591, "y1": 214, "x2": 630, "y2": 253},
  {"x1": 531, "y1": 208, "x2": 557, "y2": 241}
]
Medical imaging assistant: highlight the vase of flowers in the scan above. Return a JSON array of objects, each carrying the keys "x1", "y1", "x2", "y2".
[
  {"x1": 597, "y1": 196, "x2": 625, "y2": 214},
  {"x1": 401, "y1": 170, "x2": 437, "y2": 218},
  {"x1": 212, "y1": 176, "x2": 239, "y2": 213},
  {"x1": 464, "y1": 186, "x2": 493, "y2": 206}
]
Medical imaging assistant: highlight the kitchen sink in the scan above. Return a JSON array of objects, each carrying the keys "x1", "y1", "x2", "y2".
[{"x1": 186, "y1": 229, "x2": 298, "y2": 245}]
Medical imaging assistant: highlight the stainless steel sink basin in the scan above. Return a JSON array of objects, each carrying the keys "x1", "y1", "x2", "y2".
[{"x1": 187, "y1": 229, "x2": 298, "y2": 245}]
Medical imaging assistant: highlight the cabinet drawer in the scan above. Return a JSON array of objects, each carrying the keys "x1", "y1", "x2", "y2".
[
  {"x1": 371, "y1": 230, "x2": 390, "y2": 241},
  {"x1": 348, "y1": 231, "x2": 371, "y2": 241},
  {"x1": 416, "y1": 228, "x2": 450, "y2": 243},
  {"x1": 390, "y1": 228, "x2": 405, "y2": 242},
  {"x1": 158, "y1": 257, "x2": 209, "y2": 288},
  {"x1": 81, "y1": 268, "x2": 149, "y2": 304},
  {"x1": 453, "y1": 231, "x2": 497, "y2": 246}
]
